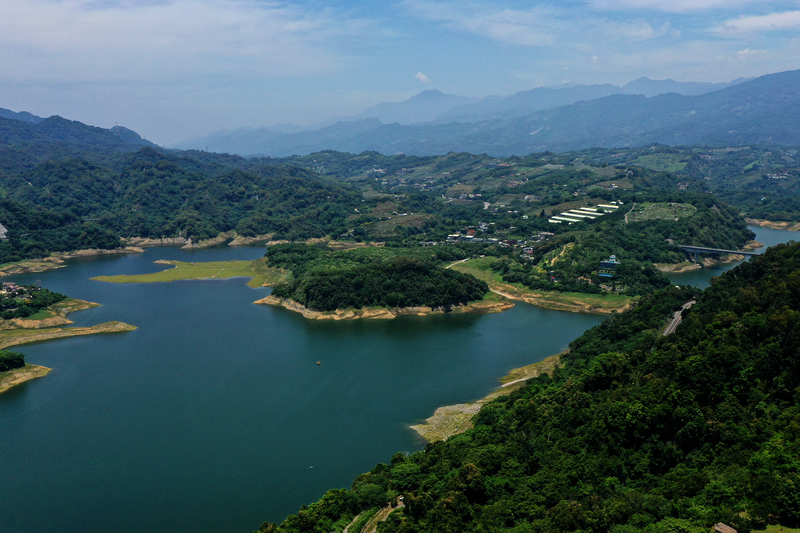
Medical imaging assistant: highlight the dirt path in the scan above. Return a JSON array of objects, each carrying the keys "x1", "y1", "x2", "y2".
[
  {"x1": 363, "y1": 503, "x2": 405, "y2": 533},
  {"x1": 343, "y1": 512, "x2": 363, "y2": 533},
  {"x1": 445, "y1": 258, "x2": 470, "y2": 269},
  {"x1": 345, "y1": 502, "x2": 405, "y2": 533},
  {"x1": 548, "y1": 244, "x2": 572, "y2": 267},
  {"x1": 624, "y1": 202, "x2": 636, "y2": 224},
  {"x1": 490, "y1": 288, "x2": 516, "y2": 299}
]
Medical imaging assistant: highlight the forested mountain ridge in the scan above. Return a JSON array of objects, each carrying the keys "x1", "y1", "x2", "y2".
[
  {"x1": 0, "y1": 120, "x2": 365, "y2": 263},
  {"x1": 0, "y1": 115, "x2": 153, "y2": 162},
  {"x1": 0, "y1": 147, "x2": 362, "y2": 242},
  {"x1": 0, "y1": 116, "x2": 758, "y2": 300},
  {"x1": 0, "y1": 108, "x2": 43, "y2": 124},
  {"x1": 172, "y1": 69, "x2": 800, "y2": 157},
  {"x1": 259, "y1": 241, "x2": 800, "y2": 533}
]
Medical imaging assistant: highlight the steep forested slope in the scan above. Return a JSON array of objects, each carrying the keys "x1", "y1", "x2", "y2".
[
  {"x1": 260, "y1": 242, "x2": 800, "y2": 533},
  {"x1": 0, "y1": 113, "x2": 366, "y2": 247}
]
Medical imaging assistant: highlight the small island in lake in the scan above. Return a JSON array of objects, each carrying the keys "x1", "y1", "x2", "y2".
[
  {"x1": 259, "y1": 244, "x2": 501, "y2": 319},
  {"x1": 0, "y1": 282, "x2": 137, "y2": 394}
]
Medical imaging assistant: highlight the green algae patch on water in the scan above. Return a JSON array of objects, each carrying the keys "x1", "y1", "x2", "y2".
[{"x1": 92, "y1": 258, "x2": 289, "y2": 288}]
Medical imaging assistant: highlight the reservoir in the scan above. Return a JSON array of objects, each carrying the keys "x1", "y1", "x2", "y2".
[
  {"x1": 0, "y1": 246, "x2": 602, "y2": 533},
  {"x1": 0, "y1": 225, "x2": 794, "y2": 533},
  {"x1": 665, "y1": 225, "x2": 797, "y2": 287}
]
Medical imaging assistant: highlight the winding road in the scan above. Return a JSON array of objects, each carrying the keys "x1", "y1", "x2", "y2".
[{"x1": 663, "y1": 300, "x2": 696, "y2": 336}]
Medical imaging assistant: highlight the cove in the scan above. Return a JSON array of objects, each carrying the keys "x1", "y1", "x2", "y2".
[
  {"x1": 665, "y1": 225, "x2": 798, "y2": 288},
  {"x1": 0, "y1": 246, "x2": 602, "y2": 533}
]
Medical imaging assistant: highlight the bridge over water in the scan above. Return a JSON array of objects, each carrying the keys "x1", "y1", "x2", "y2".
[{"x1": 676, "y1": 245, "x2": 761, "y2": 263}]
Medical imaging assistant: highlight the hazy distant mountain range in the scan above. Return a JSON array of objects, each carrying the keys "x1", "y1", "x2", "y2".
[
  {"x1": 170, "y1": 74, "x2": 771, "y2": 156},
  {"x1": 5, "y1": 70, "x2": 800, "y2": 158}
]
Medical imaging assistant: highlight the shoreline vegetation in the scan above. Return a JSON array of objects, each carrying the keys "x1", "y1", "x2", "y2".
[
  {"x1": 254, "y1": 293, "x2": 514, "y2": 320},
  {"x1": 0, "y1": 235, "x2": 388, "y2": 279},
  {"x1": 92, "y1": 258, "x2": 289, "y2": 288},
  {"x1": 0, "y1": 364, "x2": 52, "y2": 394},
  {"x1": 0, "y1": 298, "x2": 137, "y2": 394},
  {"x1": 450, "y1": 258, "x2": 634, "y2": 314},
  {"x1": 413, "y1": 237, "x2": 767, "y2": 440},
  {"x1": 0, "y1": 246, "x2": 145, "y2": 277},
  {"x1": 410, "y1": 352, "x2": 565, "y2": 443}
]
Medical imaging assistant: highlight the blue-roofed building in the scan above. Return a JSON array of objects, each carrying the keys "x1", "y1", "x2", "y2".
[{"x1": 599, "y1": 255, "x2": 621, "y2": 277}]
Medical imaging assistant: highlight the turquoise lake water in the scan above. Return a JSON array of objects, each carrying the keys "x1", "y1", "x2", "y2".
[
  {"x1": 0, "y1": 225, "x2": 794, "y2": 533},
  {"x1": 0, "y1": 246, "x2": 602, "y2": 533},
  {"x1": 665, "y1": 225, "x2": 797, "y2": 288}
]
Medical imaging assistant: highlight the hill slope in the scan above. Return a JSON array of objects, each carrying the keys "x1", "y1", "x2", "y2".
[{"x1": 260, "y1": 241, "x2": 800, "y2": 533}]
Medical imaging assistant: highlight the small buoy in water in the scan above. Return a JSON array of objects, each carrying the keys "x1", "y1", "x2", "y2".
[{"x1": 317, "y1": 361, "x2": 321, "y2": 365}]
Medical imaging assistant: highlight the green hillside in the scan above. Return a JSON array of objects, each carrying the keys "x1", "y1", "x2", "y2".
[{"x1": 260, "y1": 241, "x2": 800, "y2": 533}]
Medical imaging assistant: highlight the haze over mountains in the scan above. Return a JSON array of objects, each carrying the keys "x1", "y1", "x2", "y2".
[
  {"x1": 6, "y1": 70, "x2": 800, "y2": 160},
  {"x1": 172, "y1": 74, "x2": 754, "y2": 156},
  {"x1": 0, "y1": 112, "x2": 155, "y2": 164}
]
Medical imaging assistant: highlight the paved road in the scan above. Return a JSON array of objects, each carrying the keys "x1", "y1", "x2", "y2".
[{"x1": 663, "y1": 300, "x2": 696, "y2": 335}]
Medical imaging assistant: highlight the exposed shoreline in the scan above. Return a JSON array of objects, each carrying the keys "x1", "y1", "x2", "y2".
[
  {"x1": 0, "y1": 247, "x2": 145, "y2": 277},
  {"x1": 746, "y1": 218, "x2": 800, "y2": 231},
  {"x1": 410, "y1": 353, "x2": 564, "y2": 442},
  {"x1": 655, "y1": 239, "x2": 764, "y2": 273},
  {"x1": 449, "y1": 259, "x2": 633, "y2": 315},
  {"x1": 0, "y1": 299, "x2": 137, "y2": 393},
  {"x1": 254, "y1": 295, "x2": 514, "y2": 320},
  {"x1": 0, "y1": 364, "x2": 52, "y2": 394},
  {"x1": 0, "y1": 322, "x2": 136, "y2": 394},
  {"x1": 488, "y1": 284, "x2": 633, "y2": 314}
]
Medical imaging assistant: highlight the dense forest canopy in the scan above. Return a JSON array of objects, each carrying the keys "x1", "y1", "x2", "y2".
[
  {"x1": 0, "y1": 349, "x2": 25, "y2": 372},
  {"x1": 0, "y1": 110, "x2": 775, "y2": 274},
  {"x1": 259, "y1": 241, "x2": 800, "y2": 533},
  {"x1": 266, "y1": 244, "x2": 489, "y2": 311}
]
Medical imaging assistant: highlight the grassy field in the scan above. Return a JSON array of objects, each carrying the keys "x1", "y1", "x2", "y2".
[
  {"x1": 451, "y1": 258, "x2": 633, "y2": 314},
  {"x1": 27, "y1": 308, "x2": 56, "y2": 320},
  {"x1": 92, "y1": 259, "x2": 289, "y2": 288},
  {"x1": 0, "y1": 321, "x2": 137, "y2": 350},
  {"x1": 369, "y1": 213, "x2": 435, "y2": 237},
  {"x1": 0, "y1": 364, "x2": 51, "y2": 394},
  {"x1": 627, "y1": 202, "x2": 696, "y2": 222},
  {"x1": 593, "y1": 177, "x2": 634, "y2": 189},
  {"x1": 632, "y1": 153, "x2": 688, "y2": 173},
  {"x1": 447, "y1": 256, "x2": 504, "y2": 282},
  {"x1": 752, "y1": 526, "x2": 800, "y2": 533}
]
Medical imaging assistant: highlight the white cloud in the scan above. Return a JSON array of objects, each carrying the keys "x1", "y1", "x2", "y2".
[
  {"x1": 588, "y1": 18, "x2": 671, "y2": 40},
  {"x1": 404, "y1": 1, "x2": 559, "y2": 46},
  {"x1": 415, "y1": 72, "x2": 431, "y2": 82},
  {"x1": 0, "y1": 0, "x2": 371, "y2": 83},
  {"x1": 588, "y1": 0, "x2": 762, "y2": 13},
  {"x1": 713, "y1": 10, "x2": 800, "y2": 34},
  {"x1": 404, "y1": 1, "x2": 673, "y2": 46}
]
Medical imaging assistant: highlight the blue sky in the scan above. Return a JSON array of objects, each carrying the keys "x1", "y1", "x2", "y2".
[{"x1": 1, "y1": 0, "x2": 799, "y2": 145}]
